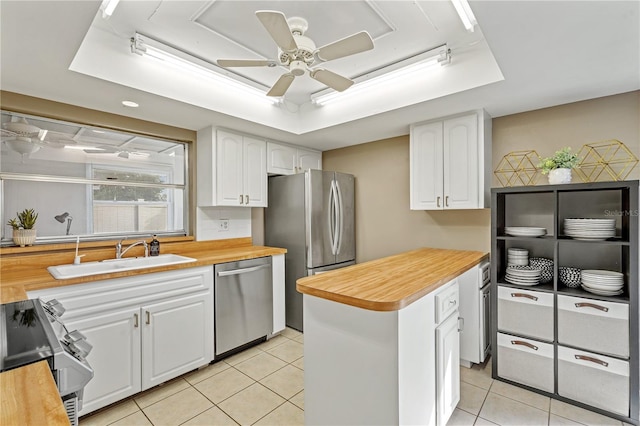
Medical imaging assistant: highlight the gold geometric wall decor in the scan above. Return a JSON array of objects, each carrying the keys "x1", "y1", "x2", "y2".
[
  {"x1": 574, "y1": 139, "x2": 639, "y2": 183},
  {"x1": 494, "y1": 150, "x2": 542, "y2": 187}
]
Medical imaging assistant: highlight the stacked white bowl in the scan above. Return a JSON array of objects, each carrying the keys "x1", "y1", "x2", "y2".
[
  {"x1": 507, "y1": 248, "x2": 529, "y2": 266},
  {"x1": 564, "y1": 218, "x2": 616, "y2": 241},
  {"x1": 581, "y1": 270, "x2": 624, "y2": 296}
]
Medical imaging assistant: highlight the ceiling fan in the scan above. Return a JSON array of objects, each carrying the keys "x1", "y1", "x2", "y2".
[
  {"x1": 1, "y1": 117, "x2": 76, "y2": 156},
  {"x1": 217, "y1": 10, "x2": 375, "y2": 97},
  {"x1": 82, "y1": 145, "x2": 147, "y2": 159},
  {"x1": 83, "y1": 136, "x2": 149, "y2": 159}
]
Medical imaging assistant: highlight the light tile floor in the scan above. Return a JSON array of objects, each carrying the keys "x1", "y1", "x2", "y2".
[{"x1": 79, "y1": 328, "x2": 629, "y2": 426}]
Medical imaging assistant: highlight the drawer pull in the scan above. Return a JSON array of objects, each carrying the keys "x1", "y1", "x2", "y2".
[
  {"x1": 575, "y1": 354, "x2": 609, "y2": 367},
  {"x1": 134, "y1": 313, "x2": 139, "y2": 328},
  {"x1": 511, "y1": 292, "x2": 538, "y2": 301},
  {"x1": 511, "y1": 340, "x2": 538, "y2": 350},
  {"x1": 146, "y1": 311, "x2": 151, "y2": 325},
  {"x1": 437, "y1": 196, "x2": 441, "y2": 208},
  {"x1": 575, "y1": 302, "x2": 609, "y2": 312}
]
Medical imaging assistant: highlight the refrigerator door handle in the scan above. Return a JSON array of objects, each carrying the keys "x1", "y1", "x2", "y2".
[
  {"x1": 335, "y1": 179, "x2": 344, "y2": 255},
  {"x1": 328, "y1": 179, "x2": 337, "y2": 255}
]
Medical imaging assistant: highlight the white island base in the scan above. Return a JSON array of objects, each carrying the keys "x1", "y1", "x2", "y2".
[{"x1": 303, "y1": 279, "x2": 460, "y2": 426}]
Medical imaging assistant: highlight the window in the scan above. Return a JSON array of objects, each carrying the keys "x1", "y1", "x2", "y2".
[{"x1": 1, "y1": 111, "x2": 188, "y2": 244}]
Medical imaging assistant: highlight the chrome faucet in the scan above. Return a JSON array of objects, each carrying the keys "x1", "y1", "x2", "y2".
[{"x1": 115, "y1": 239, "x2": 149, "y2": 259}]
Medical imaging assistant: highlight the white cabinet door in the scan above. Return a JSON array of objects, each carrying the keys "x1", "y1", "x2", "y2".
[
  {"x1": 66, "y1": 306, "x2": 141, "y2": 416},
  {"x1": 410, "y1": 111, "x2": 489, "y2": 210},
  {"x1": 243, "y1": 136, "x2": 267, "y2": 206},
  {"x1": 436, "y1": 312, "x2": 461, "y2": 426},
  {"x1": 297, "y1": 148, "x2": 322, "y2": 172},
  {"x1": 216, "y1": 130, "x2": 244, "y2": 206},
  {"x1": 267, "y1": 142, "x2": 297, "y2": 175},
  {"x1": 443, "y1": 114, "x2": 478, "y2": 209},
  {"x1": 410, "y1": 121, "x2": 443, "y2": 210},
  {"x1": 141, "y1": 293, "x2": 213, "y2": 389},
  {"x1": 214, "y1": 130, "x2": 266, "y2": 206}
]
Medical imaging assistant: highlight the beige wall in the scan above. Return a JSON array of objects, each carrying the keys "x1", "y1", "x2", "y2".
[
  {"x1": 323, "y1": 91, "x2": 639, "y2": 263},
  {"x1": 492, "y1": 91, "x2": 639, "y2": 186}
]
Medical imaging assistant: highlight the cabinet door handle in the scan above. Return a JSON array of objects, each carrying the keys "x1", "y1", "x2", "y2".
[
  {"x1": 445, "y1": 196, "x2": 449, "y2": 207},
  {"x1": 511, "y1": 292, "x2": 538, "y2": 301},
  {"x1": 146, "y1": 311, "x2": 150, "y2": 325},
  {"x1": 511, "y1": 340, "x2": 538, "y2": 351},
  {"x1": 437, "y1": 196, "x2": 441, "y2": 207},
  {"x1": 575, "y1": 354, "x2": 608, "y2": 367},
  {"x1": 458, "y1": 317, "x2": 464, "y2": 332},
  {"x1": 245, "y1": 194, "x2": 249, "y2": 205},
  {"x1": 134, "y1": 313, "x2": 138, "y2": 328},
  {"x1": 575, "y1": 302, "x2": 609, "y2": 312},
  {"x1": 239, "y1": 195, "x2": 243, "y2": 204}
]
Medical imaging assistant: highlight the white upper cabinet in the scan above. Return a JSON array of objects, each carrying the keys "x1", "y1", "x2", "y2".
[
  {"x1": 267, "y1": 141, "x2": 322, "y2": 175},
  {"x1": 197, "y1": 127, "x2": 267, "y2": 207},
  {"x1": 410, "y1": 111, "x2": 491, "y2": 210}
]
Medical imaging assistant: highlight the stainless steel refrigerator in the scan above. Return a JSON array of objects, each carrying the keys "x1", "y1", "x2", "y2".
[{"x1": 265, "y1": 170, "x2": 355, "y2": 331}]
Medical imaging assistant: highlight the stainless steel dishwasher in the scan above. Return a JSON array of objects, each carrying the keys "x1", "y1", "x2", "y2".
[{"x1": 214, "y1": 257, "x2": 273, "y2": 357}]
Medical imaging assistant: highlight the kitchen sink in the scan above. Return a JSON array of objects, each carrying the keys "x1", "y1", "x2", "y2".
[{"x1": 47, "y1": 254, "x2": 197, "y2": 280}]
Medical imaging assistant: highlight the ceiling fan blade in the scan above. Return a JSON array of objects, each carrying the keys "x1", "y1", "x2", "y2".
[
  {"x1": 310, "y1": 69, "x2": 354, "y2": 92},
  {"x1": 83, "y1": 145, "x2": 119, "y2": 154},
  {"x1": 267, "y1": 73, "x2": 295, "y2": 97},
  {"x1": 217, "y1": 59, "x2": 276, "y2": 68},
  {"x1": 316, "y1": 31, "x2": 374, "y2": 62},
  {"x1": 256, "y1": 10, "x2": 298, "y2": 53}
]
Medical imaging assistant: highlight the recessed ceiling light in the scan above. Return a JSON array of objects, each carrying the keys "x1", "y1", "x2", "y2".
[{"x1": 122, "y1": 100, "x2": 139, "y2": 108}]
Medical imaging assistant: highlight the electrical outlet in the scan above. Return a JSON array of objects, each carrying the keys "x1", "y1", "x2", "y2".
[{"x1": 219, "y1": 219, "x2": 229, "y2": 231}]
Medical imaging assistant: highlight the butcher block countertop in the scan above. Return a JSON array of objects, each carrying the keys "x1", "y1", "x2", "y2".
[
  {"x1": 0, "y1": 237, "x2": 286, "y2": 303},
  {"x1": 0, "y1": 237, "x2": 286, "y2": 426},
  {"x1": 0, "y1": 361, "x2": 70, "y2": 426},
  {"x1": 297, "y1": 247, "x2": 489, "y2": 311}
]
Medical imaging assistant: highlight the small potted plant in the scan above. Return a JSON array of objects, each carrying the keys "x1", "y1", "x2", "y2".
[
  {"x1": 538, "y1": 147, "x2": 580, "y2": 184},
  {"x1": 7, "y1": 208, "x2": 38, "y2": 247}
]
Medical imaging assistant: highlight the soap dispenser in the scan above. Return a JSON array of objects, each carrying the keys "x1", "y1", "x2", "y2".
[{"x1": 149, "y1": 235, "x2": 160, "y2": 256}]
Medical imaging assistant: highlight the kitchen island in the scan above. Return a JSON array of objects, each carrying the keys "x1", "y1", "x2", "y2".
[{"x1": 297, "y1": 247, "x2": 488, "y2": 426}]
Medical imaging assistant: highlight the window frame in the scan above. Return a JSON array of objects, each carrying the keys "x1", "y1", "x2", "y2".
[{"x1": 0, "y1": 111, "x2": 190, "y2": 246}]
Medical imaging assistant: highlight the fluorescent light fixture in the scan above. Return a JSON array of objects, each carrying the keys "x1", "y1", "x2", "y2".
[
  {"x1": 100, "y1": 0, "x2": 120, "y2": 19},
  {"x1": 311, "y1": 45, "x2": 450, "y2": 106},
  {"x1": 131, "y1": 33, "x2": 278, "y2": 105},
  {"x1": 122, "y1": 100, "x2": 139, "y2": 108},
  {"x1": 38, "y1": 129, "x2": 48, "y2": 141},
  {"x1": 451, "y1": 0, "x2": 477, "y2": 32}
]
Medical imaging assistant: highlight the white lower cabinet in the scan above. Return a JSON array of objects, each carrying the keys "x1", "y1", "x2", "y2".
[
  {"x1": 436, "y1": 311, "x2": 461, "y2": 426},
  {"x1": 28, "y1": 266, "x2": 214, "y2": 416},
  {"x1": 141, "y1": 293, "x2": 212, "y2": 389},
  {"x1": 65, "y1": 306, "x2": 141, "y2": 414}
]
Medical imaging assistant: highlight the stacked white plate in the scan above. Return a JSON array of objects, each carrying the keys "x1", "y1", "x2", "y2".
[
  {"x1": 564, "y1": 218, "x2": 616, "y2": 241},
  {"x1": 580, "y1": 269, "x2": 624, "y2": 296},
  {"x1": 505, "y1": 265, "x2": 541, "y2": 286},
  {"x1": 507, "y1": 248, "x2": 529, "y2": 266},
  {"x1": 505, "y1": 227, "x2": 547, "y2": 237}
]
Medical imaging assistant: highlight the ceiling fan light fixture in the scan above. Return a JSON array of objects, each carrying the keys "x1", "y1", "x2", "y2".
[
  {"x1": 5, "y1": 138, "x2": 41, "y2": 155},
  {"x1": 131, "y1": 33, "x2": 279, "y2": 105},
  {"x1": 451, "y1": 0, "x2": 478, "y2": 32}
]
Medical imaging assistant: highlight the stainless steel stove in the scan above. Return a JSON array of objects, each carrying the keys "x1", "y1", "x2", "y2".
[{"x1": 0, "y1": 298, "x2": 94, "y2": 426}]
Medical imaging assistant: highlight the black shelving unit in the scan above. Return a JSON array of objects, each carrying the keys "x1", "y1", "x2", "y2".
[{"x1": 491, "y1": 180, "x2": 639, "y2": 424}]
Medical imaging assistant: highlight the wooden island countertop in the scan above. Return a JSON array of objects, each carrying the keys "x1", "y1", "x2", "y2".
[{"x1": 297, "y1": 247, "x2": 489, "y2": 311}]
